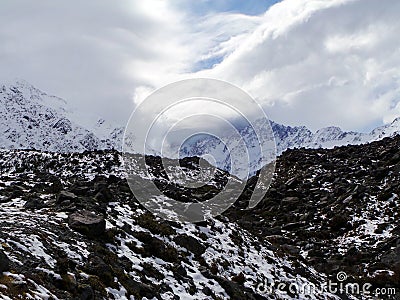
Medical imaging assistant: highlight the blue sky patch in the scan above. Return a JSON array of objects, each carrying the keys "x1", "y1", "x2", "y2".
[{"x1": 177, "y1": 0, "x2": 282, "y2": 16}]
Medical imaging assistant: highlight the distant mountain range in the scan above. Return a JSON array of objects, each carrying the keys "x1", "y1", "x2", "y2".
[
  {"x1": 1, "y1": 79, "x2": 399, "y2": 177},
  {"x1": 174, "y1": 115, "x2": 400, "y2": 178}
]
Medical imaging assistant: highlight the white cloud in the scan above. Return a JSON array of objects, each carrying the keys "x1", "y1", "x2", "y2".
[
  {"x1": 194, "y1": 0, "x2": 400, "y2": 131},
  {"x1": 1, "y1": 0, "x2": 400, "y2": 133},
  {"x1": 0, "y1": 0, "x2": 210, "y2": 124}
]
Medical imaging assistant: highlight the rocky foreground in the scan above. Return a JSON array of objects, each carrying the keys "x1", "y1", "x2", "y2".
[
  {"x1": 0, "y1": 136, "x2": 399, "y2": 299},
  {"x1": 232, "y1": 135, "x2": 400, "y2": 297}
]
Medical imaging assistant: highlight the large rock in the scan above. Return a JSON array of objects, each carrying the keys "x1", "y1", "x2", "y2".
[
  {"x1": 93, "y1": 187, "x2": 114, "y2": 203},
  {"x1": 57, "y1": 191, "x2": 78, "y2": 204},
  {"x1": 0, "y1": 250, "x2": 10, "y2": 272},
  {"x1": 174, "y1": 234, "x2": 206, "y2": 257},
  {"x1": 24, "y1": 197, "x2": 46, "y2": 209},
  {"x1": 68, "y1": 210, "x2": 106, "y2": 237},
  {"x1": 84, "y1": 256, "x2": 114, "y2": 286}
]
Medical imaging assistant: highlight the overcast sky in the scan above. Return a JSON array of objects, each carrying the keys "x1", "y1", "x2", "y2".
[{"x1": 1, "y1": 0, "x2": 399, "y2": 132}]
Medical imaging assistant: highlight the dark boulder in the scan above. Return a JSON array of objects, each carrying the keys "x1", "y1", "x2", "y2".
[
  {"x1": 78, "y1": 285, "x2": 95, "y2": 300},
  {"x1": 329, "y1": 214, "x2": 351, "y2": 231},
  {"x1": 93, "y1": 187, "x2": 114, "y2": 203},
  {"x1": 68, "y1": 210, "x2": 106, "y2": 237},
  {"x1": 231, "y1": 272, "x2": 245, "y2": 285},
  {"x1": 57, "y1": 191, "x2": 78, "y2": 204},
  {"x1": 134, "y1": 231, "x2": 179, "y2": 263},
  {"x1": 0, "y1": 250, "x2": 10, "y2": 272},
  {"x1": 24, "y1": 197, "x2": 46, "y2": 209},
  {"x1": 84, "y1": 256, "x2": 114, "y2": 286},
  {"x1": 174, "y1": 234, "x2": 206, "y2": 257}
]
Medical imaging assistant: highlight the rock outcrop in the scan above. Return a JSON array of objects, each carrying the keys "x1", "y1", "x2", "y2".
[{"x1": 68, "y1": 210, "x2": 106, "y2": 237}]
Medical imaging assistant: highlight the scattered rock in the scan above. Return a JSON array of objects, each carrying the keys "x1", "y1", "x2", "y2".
[
  {"x1": 93, "y1": 187, "x2": 113, "y2": 203},
  {"x1": 281, "y1": 196, "x2": 300, "y2": 206},
  {"x1": 68, "y1": 210, "x2": 106, "y2": 237},
  {"x1": 329, "y1": 215, "x2": 350, "y2": 231},
  {"x1": 84, "y1": 256, "x2": 114, "y2": 286},
  {"x1": 135, "y1": 231, "x2": 179, "y2": 263},
  {"x1": 1, "y1": 134, "x2": 400, "y2": 299},
  {"x1": 78, "y1": 285, "x2": 95, "y2": 300},
  {"x1": 228, "y1": 135, "x2": 400, "y2": 285}
]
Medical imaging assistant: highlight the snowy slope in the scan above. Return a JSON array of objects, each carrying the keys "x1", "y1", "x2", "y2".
[
  {"x1": 0, "y1": 136, "x2": 398, "y2": 299},
  {"x1": 272, "y1": 118, "x2": 400, "y2": 152},
  {"x1": 0, "y1": 149, "x2": 336, "y2": 299},
  {"x1": 0, "y1": 80, "x2": 123, "y2": 152}
]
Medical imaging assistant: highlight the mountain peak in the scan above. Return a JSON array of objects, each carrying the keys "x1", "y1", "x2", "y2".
[
  {"x1": 0, "y1": 79, "x2": 122, "y2": 152},
  {"x1": 390, "y1": 116, "x2": 400, "y2": 125},
  {"x1": 1, "y1": 80, "x2": 400, "y2": 177}
]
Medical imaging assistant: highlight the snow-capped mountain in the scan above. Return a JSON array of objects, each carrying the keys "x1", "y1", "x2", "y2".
[
  {"x1": 1, "y1": 79, "x2": 400, "y2": 178},
  {"x1": 169, "y1": 117, "x2": 400, "y2": 178},
  {"x1": 271, "y1": 118, "x2": 400, "y2": 152},
  {"x1": 0, "y1": 80, "x2": 123, "y2": 152},
  {"x1": 0, "y1": 79, "x2": 399, "y2": 299}
]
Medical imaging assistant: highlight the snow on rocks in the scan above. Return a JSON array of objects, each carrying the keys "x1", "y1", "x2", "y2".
[
  {"x1": 0, "y1": 135, "x2": 399, "y2": 298},
  {"x1": 0, "y1": 148, "x2": 332, "y2": 299}
]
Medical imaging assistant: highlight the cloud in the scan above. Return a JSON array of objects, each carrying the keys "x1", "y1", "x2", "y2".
[
  {"x1": 0, "y1": 0, "x2": 208, "y2": 124},
  {"x1": 0, "y1": 0, "x2": 263, "y2": 127},
  {"x1": 1, "y1": 0, "x2": 399, "y2": 133},
  {"x1": 196, "y1": 0, "x2": 400, "y2": 131}
]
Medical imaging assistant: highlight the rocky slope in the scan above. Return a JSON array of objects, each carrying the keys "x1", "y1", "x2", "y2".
[
  {"x1": 0, "y1": 135, "x2": 399, "y2": 299},
  {"x1": 229, "y1": 135, "x2": 400, "y2": 298},
  {"x1": 0, "y1": 149, "x2": 332, "y2": 300}
]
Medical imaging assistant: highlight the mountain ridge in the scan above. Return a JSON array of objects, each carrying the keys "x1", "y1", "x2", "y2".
[
  {"x1": 0, "y1": 79, "x2": 124, "y2": 152},
  {"x1": 1, "y1": 79, "x2": 399, "y2": 177}
]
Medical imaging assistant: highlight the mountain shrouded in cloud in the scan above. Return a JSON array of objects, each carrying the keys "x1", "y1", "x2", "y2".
[
  {"x1": 0, "y1": 0, "x2": 399, "y2": 133},
  {"x1": 2, "y1": 79, "x2": 400, "y2": 179}
]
